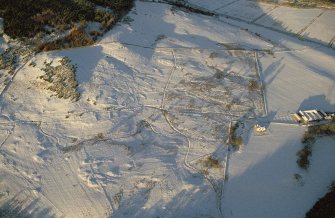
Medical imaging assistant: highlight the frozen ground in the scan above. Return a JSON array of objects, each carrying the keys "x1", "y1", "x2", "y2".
[
  {"x1": 187, "y1": 0, "x2": 335, "y2": 47},
  {"x1": 260, "y1": 49, "x2": 335, "y2": 122},
  {"x1": 223, "y1": 123, "x2": 335, "y2": 218},
  {"x1": 301, "y1": 10, "x2": 335, "y2": 46},
  {"x1": 255, "y1": 7, "x2": 323, "y2": 34},
  {"x1": 0, "y1": 0, "x2": 335, "y2": 218},
  {"x1": 216, "y1": 0, "x2": 277, "y2": 22}
]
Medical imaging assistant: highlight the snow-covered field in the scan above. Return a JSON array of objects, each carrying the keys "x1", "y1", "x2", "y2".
[
  {"x1": 187, "y1": 0, "x2": 335, "y2": 46},
  {"x1": 0, "y1": 0, "x2": 335, "y2": 217},
  {"x1": 255, "y1": 7, "x2": 323, "y2": 34},
  {"x1": 301, "y1": 10, "x2": 335, "y2": 45},
  {"x1": 260, "y1": 49, "x2": 335, "y2": 121},
  {"x1": 216, "y1": 0, "x2": 277, "y2": 22},
  {"x1": 223, "y1": 123, "x2": 335, "y2": 218}
]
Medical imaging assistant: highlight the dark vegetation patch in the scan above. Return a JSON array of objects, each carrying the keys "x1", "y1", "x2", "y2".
[
  {"x1": 229, "y1": 122, "x2": 243, "y2": 150},
  {"x1": 90, "y1": 0, "x2": 133, "y2": 10},
  {"x1": 198, "y1": 155, "x2": 222, "y2": 175},
  {"x1": 0, "y1": 48, "x2": 18, "y2": 74},
  {"x1": 202, "y1": 156, "x2": 221, "y2": 169},
  {"x1": 296, "y1": 144, "x2": 312, "y2": 170},
  {"x1": 297, "y1": 122, "x2": 335, "y2": 170},
  {"x1": 0, "y1": 0, "x2": 134, "y2": 51},
  {"x1": 0, "y1": 45, "x2": 34, "y2": 85},
  {"x1": 40, "y1": 57, "x2": 80, "y2": 101},
  {"x1": 36, "y1": 21, "x2": 97, "y2": 51},
  {"x1": 214, "y1": 70, "x2": 225, "y2": 79},
  {"x1": 306, "y1": 181, "x2": 335, "y2": 218},
  {"x1": 248, "y1": 79, "x2": 259, "y2": 92}
]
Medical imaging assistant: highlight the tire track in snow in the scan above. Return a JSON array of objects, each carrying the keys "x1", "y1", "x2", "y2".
[
  {"x1": 158, "y1": 49, "x2": 197, "y2": 173},
  {"x1": 163, "y1": 110, "x2": 224, "y2": 217},
  {"x1": 0, "y1": 125, "x2": 68, "y2": 217},
  {"x1": 31, "y1": 122, "x2": 107, "y2": 217},
  {"x1": 82, "y1": 146, "x2": 115, "y2": 214},
  {"x1": 0, "y1": 125, "x2": 14, "y2": 150},
  {"x1": 0, "y1": 51, "x2": 34, "y2": 112},
  {"x1": 157, "y1": 49, "x2": 198, "y2": 171},
  {"x1": 161, "y1": 50, "x2": 177, "y2": 110},
  {"x1": 157, "y1": 49, "x2": 224, "y2": 218}
]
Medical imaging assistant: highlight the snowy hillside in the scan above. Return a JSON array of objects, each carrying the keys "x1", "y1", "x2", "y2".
[{"x1": 0, "y1": 0, "x2": 335, "y2": 217}]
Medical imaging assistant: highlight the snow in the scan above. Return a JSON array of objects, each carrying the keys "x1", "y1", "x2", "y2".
[
  {"x1": 1, "y1": 0, "x2": 335, "y2": 217},
  {"x1": 260, "y1": 49, "x2": 335, "y2": 120},
  {"x1": 186, "y1": 0, "x2": 236, "y2": 11},
  {"x1": 216, "y1": 0, "x2": 277, "y2": 21},
  {"x1": 100, "y1": 2, "x2": 272, "y2": 50},
  {"x1": 255, "y1": 7, "x2": 323, "y2": 34},
  {"x1": 223, "y1": 123, "x2": 335, "y2": 218},
  {"x1": 198, "y1": 0, "x2": 335, "y2": 47},
  {"x1": 301, "y1": 10, "x2": 335, "y2": 45}
]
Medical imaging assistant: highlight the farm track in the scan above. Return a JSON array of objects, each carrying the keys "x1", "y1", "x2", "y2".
[
  {"x1": 156, "y1": 49, "x2": 225, "y2": 218},
  {"x1": 0, "y1": 51, "x2": 34, "y2": 108},
  {"x1": 82, "y1": 146, "x2": 114, "y2": 214},
  {"x1": 0, "y1": 126, "x2": 14, "y2": 150}
]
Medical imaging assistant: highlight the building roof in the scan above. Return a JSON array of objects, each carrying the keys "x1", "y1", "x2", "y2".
[{"x1": 293, "y1": 109, "x2": 326, "y2": 123}]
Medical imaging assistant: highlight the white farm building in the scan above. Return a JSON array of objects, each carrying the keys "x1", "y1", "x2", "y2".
[{"x1": 291, "y1": 109, "x2": 333, "y2": 123}]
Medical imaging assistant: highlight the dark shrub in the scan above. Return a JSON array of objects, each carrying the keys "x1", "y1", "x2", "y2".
[
  {"x1": 296, "y1": 145, "x2": 312, "y2": 170},
  {"x1": 306, "y1": 181, "x2": 335, "y2": 218}
]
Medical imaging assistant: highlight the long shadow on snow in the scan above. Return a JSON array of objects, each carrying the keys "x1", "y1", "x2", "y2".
[
  {"x1": 0, "y1": 193, "x2": 55, "y2": 218},
  {"x1": 53, "y1": 45, "x2": 104, "y2": 84},
  {"x1": 102, "y1": 1, "x2": 275, "y2": 62},
  {"x1": 298, "y1": 94, "x2": 335, "y2": 112},
  {"x1": 221, "y1": 130, "x2": 335, "y2": 218},
  {"x1": 111, "y1": 171, "x2": 220, "y2": 218}
]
